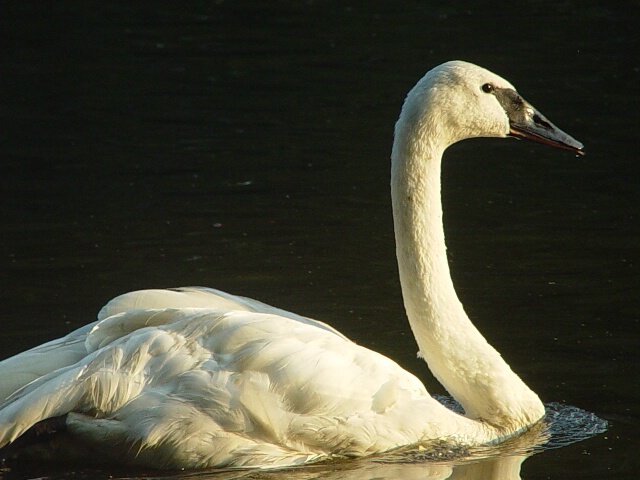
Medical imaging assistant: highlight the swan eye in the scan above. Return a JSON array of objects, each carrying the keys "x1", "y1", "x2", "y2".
[{"x1": 481, "y1": 83, "x2": 494, "y2": 94}]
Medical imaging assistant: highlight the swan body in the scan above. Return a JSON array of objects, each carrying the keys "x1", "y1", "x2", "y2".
[{"x1": 0, "y1": 61, "x2": 584, "y2": 469}]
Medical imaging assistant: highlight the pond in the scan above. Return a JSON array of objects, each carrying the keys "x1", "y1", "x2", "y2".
[{"x1": 1, "y1": 1, "x2": 639, "y2": 479}]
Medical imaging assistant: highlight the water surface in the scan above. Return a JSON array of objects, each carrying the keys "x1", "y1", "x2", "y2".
[{"x1": 1, "y1": 1, "x2": 639, "y2": 479}]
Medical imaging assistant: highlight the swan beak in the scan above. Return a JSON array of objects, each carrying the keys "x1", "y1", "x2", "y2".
[{"x1": 498, "y1": 89, "x2": 585, "y2": 155}]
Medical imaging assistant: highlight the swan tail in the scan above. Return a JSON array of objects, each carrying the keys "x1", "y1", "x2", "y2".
[
  {"x1": 0, "y1": 363, "x2": 89, "y2": 448},
  {"x1": 0, "y1": 315, "x2": 158, "y2": 450},
  {"x1": 0, "y1": 323, "x2": 95, "y2": 403}
]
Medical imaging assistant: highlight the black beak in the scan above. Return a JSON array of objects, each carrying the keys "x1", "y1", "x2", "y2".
[{"x1": 495, "y1": 88, "x2": 585, "y2": 156}]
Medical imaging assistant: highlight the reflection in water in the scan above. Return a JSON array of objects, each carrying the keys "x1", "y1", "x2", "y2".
[
  {"x1": 175, "y1": 455, "x2": 528, "y2": 480},
  {"x1": 158, "y1": 403, "x2": 606, "y2": 480}
]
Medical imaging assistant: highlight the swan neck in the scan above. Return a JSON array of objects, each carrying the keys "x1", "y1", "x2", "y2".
[
  {"x1": 391, "y1": 137, "x2": 461, "y2": 353},
  {"x1": 390, "y1": 119, "x2": 544, "y2": 433}
]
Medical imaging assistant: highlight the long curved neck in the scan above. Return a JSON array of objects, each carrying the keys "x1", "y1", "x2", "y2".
[{"x1": 391, "y1": 117, "x2": 544, "y2": 433}]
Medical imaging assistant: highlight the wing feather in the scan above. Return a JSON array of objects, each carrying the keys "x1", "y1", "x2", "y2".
[{"x1": 0, "y1": 289, "x2": 436, "y2": 467}]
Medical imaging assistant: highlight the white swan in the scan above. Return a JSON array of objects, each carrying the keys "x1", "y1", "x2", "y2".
[{"x1": 0, "y1": 61, "x2": 584, "y2": 469}]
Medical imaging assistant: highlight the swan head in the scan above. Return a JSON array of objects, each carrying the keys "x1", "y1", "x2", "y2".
[{"x1": 396, "y1": 60, "x2": 584, "y2": 155}]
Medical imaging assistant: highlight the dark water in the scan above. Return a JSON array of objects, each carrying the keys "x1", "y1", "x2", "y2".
[{"x1": 1, "y1": 1, "x2": 639, "y2": 478}]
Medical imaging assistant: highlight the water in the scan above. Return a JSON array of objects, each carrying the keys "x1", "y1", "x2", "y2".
[{"x1": 1, "y1": 1, "x2": 639, "y2": 478}]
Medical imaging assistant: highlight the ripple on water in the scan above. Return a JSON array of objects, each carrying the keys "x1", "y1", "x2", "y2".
[{"x1": 375, "y1": 396, "x2": 608, "y2": 464}]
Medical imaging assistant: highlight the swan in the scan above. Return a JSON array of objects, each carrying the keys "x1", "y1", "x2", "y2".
[{"x1": 0, "y1": 61, "x2": 584, "y2": 469}]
